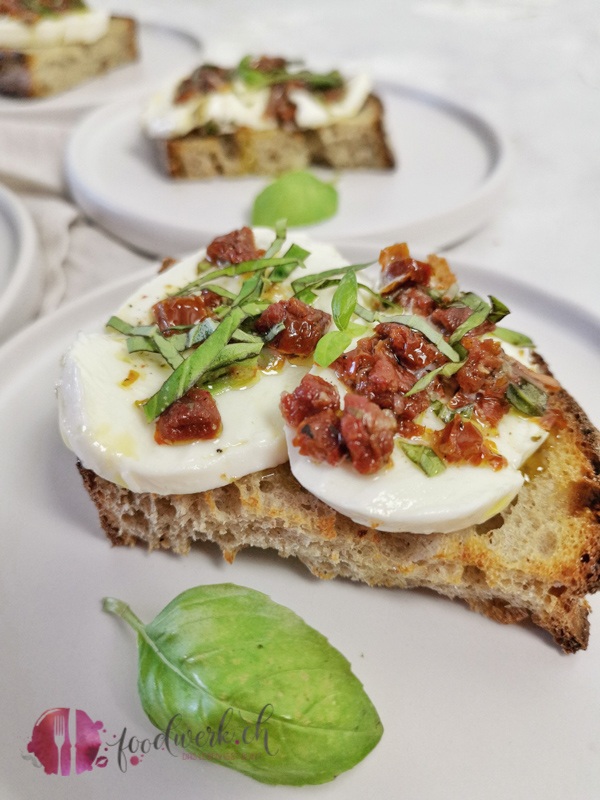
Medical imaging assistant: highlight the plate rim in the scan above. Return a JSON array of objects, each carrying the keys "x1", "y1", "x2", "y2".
[
  {"x1": 0, "y1": 183, "x2": 41, "y2": 344},
  {"x1": 65, "y1": 80, "x2": 512, "y2": 257}
]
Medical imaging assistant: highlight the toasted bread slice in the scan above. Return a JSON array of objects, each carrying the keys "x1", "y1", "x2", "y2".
[
  {"x1": 153, "y1": 94, "x2": 395, "y2": 179},
  {"x1": 0, "y1": 16, "x2": 137, "y2": 98},
  {"x1": 77, "y1": 375, "x2": 600, "y2": 654}
]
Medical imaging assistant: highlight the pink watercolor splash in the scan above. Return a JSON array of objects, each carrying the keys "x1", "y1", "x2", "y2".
[{"x1": 27, "y1": 708, "x2": 103, "y2": 775}]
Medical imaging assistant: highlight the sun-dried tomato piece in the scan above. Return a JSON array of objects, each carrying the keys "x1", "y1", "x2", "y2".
[
  {"x1": 154, "y1": 389, "x2": 222, "y2": 444},
  {"x1": 394, "y1": 286, "x2": 436, "y2": 316},
  {"x1": 175, "y1": 65, "x2": 231, "y2": 103},
  {"x1": 206, "y1": 227, "x2": 265, "y2": 265},
  {"x1": 340, "y1": 394, "x2": 397, "y2": 474},
  {"x1": 255, "y1": 298, "x2": 331, "y2": 356},
  {"x1": 280, "y1": 374, "x2": 340, "y2": 428},
  {"x1": 292, "y1": 409, "x2": 345, "y2": 465},
  {"x1": 380, "y1": 249, "x2": 432, "y2": 295},
  {"x1": 456, "y1": 335, "x2": 506, "y2": 395},
  {"x1": 153, "y1": 291, "x2": 221, "y2": 335},
  {"x1": 375, "y1": 322, "x2": 442, "y2": 370},
  {"x1": 432, "y1": 416, "x2": 506, "y2": 470}
]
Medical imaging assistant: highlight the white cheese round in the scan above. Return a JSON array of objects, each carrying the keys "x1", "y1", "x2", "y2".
[
  {"x1": 0, "y1": 10, "x2": 109, "y2": 49},
  {"x1": 57, "y1": 230, "x2": 347, "y2": 494},
  {"x1": 142, "y1": 72, "x2": 372, "y2": 139}
]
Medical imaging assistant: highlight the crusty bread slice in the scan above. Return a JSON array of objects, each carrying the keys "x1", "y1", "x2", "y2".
[
  {"x1": 0, "y1": 16, "x2": 137, "y2": 98},
  {"x1": 153, "y1": 94, "x2": 396, "y2": 179},
  {"x1": 77, "y1": 372, "x2": 600, "y2": 654}
]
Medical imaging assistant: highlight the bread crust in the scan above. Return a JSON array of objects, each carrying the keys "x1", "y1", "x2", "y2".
[
  {"x1": 76, "y1": 379, "x2": 600, "y2": 654},
  {"x1": 152, "y1": 94, "x2": 396, "y2": 179},
  {"x1": 0, "y1": 16, "x2": 137, "y2": 98}
]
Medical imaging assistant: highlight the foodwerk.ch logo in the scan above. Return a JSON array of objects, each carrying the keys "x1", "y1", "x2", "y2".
[{"x1": 24, "y1": 704, "x2": 276, "y2": 775}]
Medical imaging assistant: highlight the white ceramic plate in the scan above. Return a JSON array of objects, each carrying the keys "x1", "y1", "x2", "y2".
[
  {"x1": 0, "y1": 182, "x2": 40, "y2": 343},
  {"x1": 66, "y1": 82, "x2": 510, "y2": 256},
  {"x1": 0, "y1": 20, "x2": 202, "y2": 118},
  {"x1": 1, "y1": 245, "x2": 599, "y2": 799}
]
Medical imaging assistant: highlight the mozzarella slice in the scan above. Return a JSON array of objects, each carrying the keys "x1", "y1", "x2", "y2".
[
  {"x1": 0, "y1": 10, "x2": 109, "y2": 49},
  {"x1": 57, "y1": 230, "x2": 347, "y2": 494},
  {"x1": 285, "y1": 338, "x2": 549, "y2": 535}
]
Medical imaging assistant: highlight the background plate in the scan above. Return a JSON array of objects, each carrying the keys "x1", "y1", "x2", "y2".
[
  {"x1": 0, "y1": 20, "x2": 202, "y2": 119},
  {"x1": 1, "y1": 244, "x2": 598, "y2": 799},
  {"x1": 66, "y1": 83, "x2": 510, "y2": 256},
  {"x1": 0, "y1": 182, "x2": 40, "y2": 343}
]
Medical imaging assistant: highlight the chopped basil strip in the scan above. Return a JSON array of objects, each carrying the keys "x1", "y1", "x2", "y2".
[
  {"x1": 148, "y1": 330, "x2": 184, "y2": 370},
  {"x1": 106, "y1": 315, "x2": 134, "y2": 335},
  {"x1": 291, "y1": 262, "x2": 372, "y2": 294},
  {"x1": 354, "y1": 303, "x2": 376, "y2": 323},
  {"x1": 506, "y1": 380, "x2": 547, "y2": 416},
  {"x1": 200, "y1": 284, "x2": 237, "y2": 300},
  {"x1": 430, "y1": 399, "x2": 455, "y2": 424},
  {"x1": 202, "y1": 341, "x2": 264, "y2": 374},
  {"x1": 294, "y1": 288, "x2": 318, "y2": 304},
  {"x1": 448, "y1": 296, "x2": 491, "y2": 344},
  {"x1": 142, "y1": 308, "x2": 246, "y2": 421},
  {"x1": 489, "y1": 295, "x2": 510, "y2": 323},
  {"x1": 126, "y1": 336, "x2": 157, "y2": 355},
  {"x1": 186, "y1": 318, "x2": 219, "y2": 348},
  {"x1": 398, "y1": 441, "x2": 446, "y2": 477},
  {"x1": 493, "y1": 327, "x2": 535, "y2": 347},
  {"x1": 405, "y1": 360, "x2": 465, "y2": 397},
  {"x1": 231, "y1": 271, "x2": 263, "y2": 308},
  {"x1": 236, "y1": 55, "x2": 344, "y2": 92},
  {"x1": 175, "y1": 257, "x2": 298, "y2": 297},
  {"x1": 240, "y1": 300, "x2": 270, "y2": 316},
  {"x1": 332, "y1": 270, "x2": 358, "y2": 331},
  {"x1": 379, "y1": 313, "x2": 462, "y2": 363},
  {"x1": 264, "y1": 321, "x2": 286, "y2": 343},
  {"x1": 264, "y1": 219, "x2": 288, "y2": 258},
  {"x1": 269, "y1": 244, "x2": 309, "y2": 282}
]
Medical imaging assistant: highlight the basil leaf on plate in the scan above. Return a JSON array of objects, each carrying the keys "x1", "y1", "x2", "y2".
[{"x1": 103, "y1": 584, "x2": 382, "y2": 786}]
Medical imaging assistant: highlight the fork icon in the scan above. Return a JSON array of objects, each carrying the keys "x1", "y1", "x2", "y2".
[{"x1": 53, "y1": 714, "x2": 66, "y2": 776}]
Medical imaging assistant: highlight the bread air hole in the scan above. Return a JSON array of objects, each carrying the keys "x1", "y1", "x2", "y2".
[{"x1": 461, "y1": 565, "x2": 489, "y2": 588}]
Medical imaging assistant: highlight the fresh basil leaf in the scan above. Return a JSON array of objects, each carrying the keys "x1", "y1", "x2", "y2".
[
  {"x1": 404, "y1": 360, "x2": 465, "y2": 397},
  {"x1": 398, "y1": 441, "x2": 446, "y2": 476},
  {"x1": 313, "y1": 329, "x2": 355, "y2": 367},
  {"x1": 492, "y1": 327, "x2": 535, "y2": 347},
  {"x1": 252, "y1": 171, "x2": 338, "y2": 228},
  {"x1": 103, "y1": 584, "x2": 382, "y2": 786},
  {"x1": 506, "y1": 380, "x2": 547, "y2": 416},
  {"x1": 332, "y1": 270, "x2": 358, "y2": 331}
]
